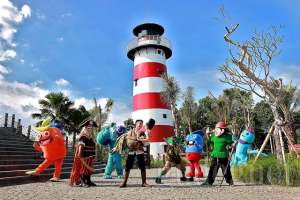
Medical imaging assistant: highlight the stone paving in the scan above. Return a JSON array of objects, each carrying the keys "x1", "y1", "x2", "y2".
[{"x1": 1, "y1": 167, "x2": 300, "y2": 200}]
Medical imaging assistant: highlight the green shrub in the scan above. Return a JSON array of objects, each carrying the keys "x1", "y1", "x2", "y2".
[
  {"x1": 233, "y1": 156, "x2": 300, "y2": 186},
  {"x1": 150, "y1": 159, "x2": 165, "y2": 168}
]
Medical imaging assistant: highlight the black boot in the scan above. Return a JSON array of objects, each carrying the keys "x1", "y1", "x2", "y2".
[
  {"x1": 86, "y1": 175, "x2": 96, "y2": 187},
  {"x1": 77, "y1": 175, "x2": 87, "y2": 187},
  {"x1": 155, "y1": 177, "x2": 162, "y2": 184}
]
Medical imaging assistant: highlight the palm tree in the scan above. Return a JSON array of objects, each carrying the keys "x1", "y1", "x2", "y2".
[
  {"x1": 181, "y1": 86, "x2": 196, "y2": 133},
  {"x1": 160, "y1": 73, "x2": 181, "y2": 136},
  {"x1": 32, "y1": 92, "x2": 74, "y2": 127},
  {"x1": 90, "y1": 98, "x2": 114, "y2": 131},
  {"x1": 68, "y1": 105, "x2": 91, "y2": 148},
  {"x1": 89, "y1": 98, "x2": 114, "y2": 160}
]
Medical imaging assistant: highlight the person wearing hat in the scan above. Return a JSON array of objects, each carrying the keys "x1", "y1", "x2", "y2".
[
  {"x1": 119, "y1": 118, "x2": 155, "y2": 188},
  {"x1": 69, "y1": 119, "x2": 97, "y2": 187},
  {"x1": 202, "y1": 121, "x2": 234, "y2": 186},
  {"x1": 155, "y1": 135, "x2": 187, "y2": 184}
]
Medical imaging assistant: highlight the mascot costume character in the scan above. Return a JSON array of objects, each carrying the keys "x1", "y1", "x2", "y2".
[
  {"x1": 155, "y1": 136, "x2": 187, "y2": 184},
  {"x1": 231, "y1": 129, "x2": 255, "y2": 166},
  {"x1": 96, "y1": 124, "x2": 126, "y2": 179},
  {"x1": 185, "y1": 130, "x2": 204, "y2": 181},
  {"x1": 26, "y1": 119, "x2": 66, "y2": 182}
]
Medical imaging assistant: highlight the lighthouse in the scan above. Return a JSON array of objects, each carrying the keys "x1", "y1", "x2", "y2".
[{"x1": 127, "y1": 23, "x2": 174, "y2": 158}]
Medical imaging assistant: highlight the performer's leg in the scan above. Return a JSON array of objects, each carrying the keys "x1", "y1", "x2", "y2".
[
  {"x1": 85, "y1": 174, "x2": 96, "y2": 187},
  {"x1": 161, "y1": 161, "x2": 171, "y2": 176},
  {"x1": 176, "y1": 161, "x2": 187, "y2": 181},
  {"x1": 194, "y1": 160, "x2": 203, "y2": 178},
  {"x1": 114, "y1": 153, "x2": 123, "y2": 177},
  {"x1": 204, "y1": 158, "x2": 219, "y2": 185},
  {"x1": 104, "y1": 153, "x2": 114, "y2": 179},
  {"x1": 120, "y1": 154, "x2": 135, "y2": 187},
  {"x1": 35, "y1": 159, "x2": 53, "y2": 174},
  {"x1": 50, "y1": 158, "x2": 64, "y2": 181},
  {"x1": 187, "y1": 160, "x2": 195, "y2": 177},
  {"x1": 137, "y1": 154, "x2": 149, "y2": 187},
  {"x1": 220, "y1": 158, "x2": 234, "y2": 185},
  {"x1": 155, "y1": 161, "x2": 171, "y2": 184}
]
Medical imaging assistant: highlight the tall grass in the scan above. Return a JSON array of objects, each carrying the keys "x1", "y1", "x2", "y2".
[{"x1": 233, "y1": 156, "x2": 300, "y2": 186}]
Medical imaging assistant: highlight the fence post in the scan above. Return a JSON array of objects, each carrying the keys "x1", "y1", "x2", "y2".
[
  {"x1": 19, "y1": 125, "x2": 23, "y2": 135},
  {"x1": 4, "y1": 113, "x2": 8, "y2": 128},
  {"x1": 27, "y1": 125, "x2": 31, "y2": 138},
  {"x1": 11, "y1": 114, "x2": 15, "y2": 128},
  {"x1": 66, "y1": 136, "x2": 69, "y2": 149},
  {"x1": 16, "y1": 119, "x2": 21, "y2": 134}
]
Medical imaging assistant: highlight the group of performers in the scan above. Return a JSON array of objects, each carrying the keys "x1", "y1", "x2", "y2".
[{"x1": 26, "y1": 118, "x2": 256, "y2": 187}]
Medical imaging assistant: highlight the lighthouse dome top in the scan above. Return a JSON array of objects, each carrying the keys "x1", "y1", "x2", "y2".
[{"x1": 133, "y1": 23, "x2": 164, "y2": 37}]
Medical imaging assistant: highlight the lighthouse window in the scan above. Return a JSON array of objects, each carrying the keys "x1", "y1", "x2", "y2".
[
  {"x1": 157, "y1": 49, "x2": 162, "y2": 54},
  {"x1": 163, "y1": 114, "x2": 167, "y2": 118},
  {"x1": 134, "y1": 80, "x2": 138, "y2": 87}
]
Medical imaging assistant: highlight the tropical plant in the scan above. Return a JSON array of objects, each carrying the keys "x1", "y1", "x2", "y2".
[
  {"x1": 180, "y1": 86, "x2": 196, "y2": 133},
  {"x1": 160, "y1": 73, "x2": 181, "y2": 136}
]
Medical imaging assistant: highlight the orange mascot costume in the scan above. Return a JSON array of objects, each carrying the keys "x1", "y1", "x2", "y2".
[{"x1": 26, "y1": 119, "x2": 66, "y2": 182}]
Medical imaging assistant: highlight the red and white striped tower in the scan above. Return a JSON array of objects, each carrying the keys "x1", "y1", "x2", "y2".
[{"x1": 127, "y1": 23, "x2": 173, "y2": 158}]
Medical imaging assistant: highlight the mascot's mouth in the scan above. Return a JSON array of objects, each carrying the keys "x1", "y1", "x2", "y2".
[{"x1": 39, "y1": 138, "x2": 51, "y2": 146}]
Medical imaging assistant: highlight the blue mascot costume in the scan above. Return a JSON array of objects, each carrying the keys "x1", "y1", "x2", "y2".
[
  {"x1": 185, "y1": 130, "x2": 204, "y2": 180},
  {"x1": 231, "y1": 129, "x2": 255, "y2": 166},
  {"x1": 96, "y1": 125, "x2": 126, "y2": 179}
]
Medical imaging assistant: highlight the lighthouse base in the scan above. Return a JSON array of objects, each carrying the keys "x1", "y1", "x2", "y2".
[{"x1": 150, "y1": 142, "x2": 166, "y2": 160}]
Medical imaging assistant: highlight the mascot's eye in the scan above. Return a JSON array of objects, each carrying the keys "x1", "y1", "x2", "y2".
[{"x1": 44, "y1": 131, "x2": 50, "y2": 136}]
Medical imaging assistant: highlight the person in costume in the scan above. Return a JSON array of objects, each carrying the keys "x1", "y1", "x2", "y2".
[
  {"x1": 155, "y1": 135, "x2": 187, "y2": 184},
  {"x1": 51, "y1": 119, "x2": 63, "y2": 130},
  {"x1": 25, "y1": 119, "x2": 66, "y2": 182},
  {"x1": 185, "y1": 130, "x2": 204, "y2": 181},
  {"x1": 114, "y1": 119, "x2": 155, "y2": 187},
  {"x1": 202, "y1": 121, "x2": 234, "y2": 186},
  {"x1": 96, "y1": 124, "x2": 126, "y2": 179},
  {"x1": 231, "y1": 129, "x2": 255, "y2": 166},
  {"x1": 69, "y1": 119, "x2": 97, "y2": 187}
]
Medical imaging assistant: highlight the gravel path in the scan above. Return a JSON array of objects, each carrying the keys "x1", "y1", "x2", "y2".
[{"x1": 1, "y1": 167, "x2": 299, "y2": 200}]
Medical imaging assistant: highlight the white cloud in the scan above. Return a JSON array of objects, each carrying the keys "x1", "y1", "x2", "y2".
[
  {"x1": 74, "y1": 97, "x2": 108, "y2": 110},
  {"x1": 107, "y1": 101, "x2": 131, "y2": 125},
  {"x1": 0, "y1": 64, "x2": 9, "y2": 74},
  {"x1": 0, "y1": 75, "x2": 49, "y2": 125},
  {"x1": 174, "y1": 67, "x2": 226, "y2": 99},
  {"x1": 0, "y1": 1, "x2": 131, "y2": 127},
  {"x1": 273, "y1": 65, "x2": 300, "y2": 85},
  {"x1": 31, "y1": 80, "x2": 43, "y2": 87},
  {"x1": 73, "y1": 97, "x2": 132, "y2": 125},
  {"x1": 0, "y1": 70, "x2": 132, "y2": 127},
  {"x1": 0, "y1": 49, "x2": 16, "y2": 61},
  {"x1": 0, "y1": 0, "x2": 31, "y2": 44},
  {"x1": 55, "y1": 78, "x2": 70, "y2": 87},
  {"x1": 20, "y1": 5, "x2": 31, "y2": 18}
]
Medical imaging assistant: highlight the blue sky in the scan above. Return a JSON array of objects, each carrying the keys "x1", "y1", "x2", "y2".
[{"x1": 1, "y1": 0, "x2": 300, "y2": 125}]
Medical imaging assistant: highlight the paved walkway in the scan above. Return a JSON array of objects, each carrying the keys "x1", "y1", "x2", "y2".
[{"x1": 1, "y1": 167, "x2": 300, "y2": 200}]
